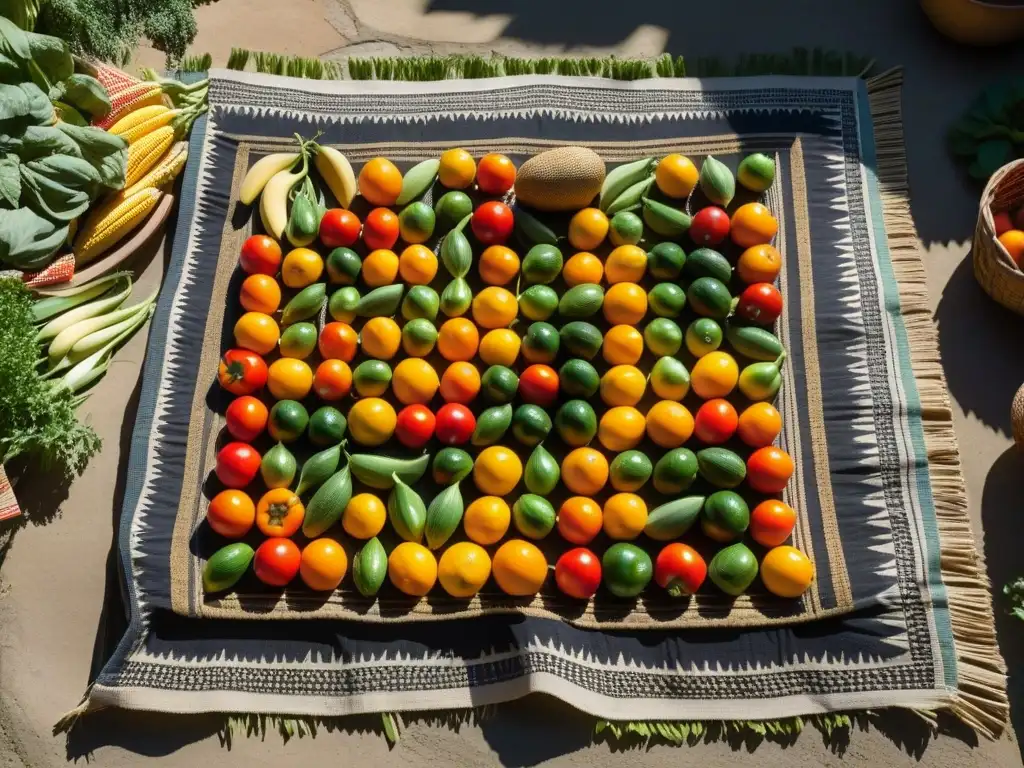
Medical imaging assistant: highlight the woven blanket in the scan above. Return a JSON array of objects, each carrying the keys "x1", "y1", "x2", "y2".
[{"x1": 77, "y1": 70, "x2": 1006, "y2": 734}]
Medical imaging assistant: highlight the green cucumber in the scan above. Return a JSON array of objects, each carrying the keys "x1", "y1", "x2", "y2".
[
  {"x1": 684, "y1": 247, "x2": 732, "y2": 284},
  {"x1": 513, "y1": 205, "x2": 559, "y2": 246},
  {"x1": 280, "y1": 282, "x2": 326, "y2": 325},
  {"x1": 726, "y1": 324, "x2": 784, "y2": 361},
  {"x1": 352, "y1": 537, "x2": 388, "y2": 597},
  {"x1": 302, "y1": 464, "x2": 352, "y2": 537},
  {"x1": 356, "y1": 284, "x2": 404, "y2": 317},
  {"x1": 471, "y1": 404, "x2": 513, "y2": 446},
  {"x1": 203, "y1": 543, "x2": 254, "y2": 593},
  {"x1": 644, "y1": 495, "x2": 705, "y2": 541},
  {"x1": 687, "y1": 277, "x2": 732, "y2": 320},
  {"x1": 388, "y1": 473, "x2": 427, "y2": 542},
  {"x1": 424, "y1": 481, "x2": 464, "y2": 550},
  {"x1": 696, "y1": 447, "x2": 746, "y2": 489},
  {"x1": 294, "y1": 444, "x2": 342, "y2": 497}
]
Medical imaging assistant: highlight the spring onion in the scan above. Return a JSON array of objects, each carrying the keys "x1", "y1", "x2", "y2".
[
  {"x1": 35, "y1": 276, "x2": 132, "y2": 342},
  {"x1": 55, "y1": 303, "x2": 154, "y2": 394},
  {"x1": 30, "y1": 271, "x2": 132, "y2": 324},
  {"x1": 47, "y1": 288, "x2": 158, "y2": 366},
  {"x1": 67, "y1": 297, "x2": 155, "y2": 362}
]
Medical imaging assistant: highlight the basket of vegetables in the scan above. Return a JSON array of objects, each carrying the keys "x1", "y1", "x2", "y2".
[{"x1": 974, "y1": 158, "x2": 1024, "y2": 314}]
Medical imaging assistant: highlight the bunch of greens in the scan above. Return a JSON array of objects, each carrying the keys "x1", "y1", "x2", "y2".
[
  {"x1": 1, "y1": 0, "x2": 213, "y2": 66},
  {"x1": 949, "y1": 80, "x2": 1024, "y2": 180},
  {"x1": 1005, "y1": 578, "x2": 1024, "y2": 621},
  {"x1": 0, "y1": 277, "x2": 101, "y2": 480},
  {"x1": 0, "y1": 20, "x2": 127, "y2": 271}
]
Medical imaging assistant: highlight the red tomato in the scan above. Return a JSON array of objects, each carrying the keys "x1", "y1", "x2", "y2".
[
  {"x1": 225, "y1": 395, "x2": 269, "y2": 441},
  {"x1": 206, "y1": 489, "x2": 255, "y2": 538},
  {"x1": 253, "y1": 537, "x2": 301, "y2": 587},
  {"x1": 239, "y1": 235, "x2": 282, "y2": 275},
  {"x1": 994, "y1": 211, "x2": 1014, "y2": 237},
  {"x1": 319, "y1": 208, "x2": 361, "y2": 248},
  {"x1": 519, "y1": 364, "x2": 559, "y2": 406},
  {"x1": 746, "y1": 446, "x2": 794, "y2": 493},
  {"x1": 215, "y1": 442, "x2": 261, "y2": 488},
  {"x1": 363, "y1": 208, "x2": 399, "y2": 250},
  {"x1": 396, "y1": 404, "x2": 436, "y2": 448},
  {"x1": 737, "y1": 283, "x2": 783, "y2": 326},
  {"x1": 218, "y1": 349, "x2": 268, "y2": 396},
  {"x1": 470, "y1": 201, "x2": 514, "y2": 245},
  {"x1": 1013, "y1": 207, "x2": 1024, "y2": 231},
  {"x1": 477, "y1": 153, "x2": 517, "y2": 195},
  {"x1": 690, "y1": 206, "x2": 730, "y2": 246},
  {"x1": 693, "y1": 398, "x2": 738, "y2": 445},
  {"x1": 654, "y1": 543, "x2": 707, "y2": 597},
  {"x1": 435, "y1": 403, "x2": 476, "y2": 445},
  {"x1": 555, "y1": 548, "x2": 602, "y2": 599}
]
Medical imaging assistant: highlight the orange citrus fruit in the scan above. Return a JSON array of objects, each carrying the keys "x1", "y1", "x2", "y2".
[
  {"x1": 233, "y1": 311, "x2": 279, "y2": 355},
  {"x1": 602, "y1": 325, "x2": 644, "y2": 365},
  {"x1": 439, "y1": 361, "x2": 481, "y2": 404},
  {"x1": 239, "y1": 274, "x2": 281, "y2": 314},
  {"x1": 998, "y1": 229, "x2": 1024, "y2": 266},
  {"x1": 760, "y1": 546, "x2": 814, "y2": 598},
  {"x1": 478, "y1": 245, "x2": 520, "y2": 285},
  {"x1": 437, "y1": 318, "x2": 479, "y2": 361},
  {"x1": 388, "y1": 542, "x2": 437, "y2": 596},
  {"x1": 561, "y1": 447, "x2": 608, "y2": 495},
  {"x1": 473, "y1": 446, "x2": 523, "y2": 495},
  {"x1": 299, "y1": 538, "x2": 348, "y2": 591},
  {"x1": 438, "y1": 148, "x2": 476, "y2": 189},
  {"x1": 472, "y1": 286, "x2": 518, "y2": 329},
  {"x1": 362, "y1": 249, "x2": 399, "y2": 287},
  {"x1": 599, "y1": 365, "x2": 646, "y2": 407},
  {"x1": 645, "y1": 400, "x2": 694, "y2": 448},
  {"x1": 655, "y1": 154, "x2": 699, "y2": 198},
  {"x1": 730, "y1": 202, "x2": 779, "y2": 248},
  {"x1": 603, "y1": 282, "x2": 647, "y2": 325},
  {"x1": 463, "y1": 496, "x2": 511, "y2": 545},
  {"x1": 281, "y1": 248, "x2": 323, "y2": 288},
  {"x1": 318, "y1": 321, "x2": 358, "y2": 362},
  {"x1": 557, "y1": 497, "x2": 603, "y2": 545},
  {"x1": 691, "y1": 351, "x2": 739, "y2": 399},
  {"x1": 737, "y1": 244, "x2": 783, "y2": 284},
  {"x1": 392, "y1": 357, "x2": 440, "y2": 405},
  {"x1": 737, "y1": 402, "x2": 782, "y2": 447},
  {"x1": 605, "y1": 244, "x2": 647, "y2": 283},
  {"x1": 313, "y1": 359, "x2": 352, "y2": 401},
  {"x1": 568, "y1": 208, "x2": 609, "y2": 250},
  {"x1": 478, "y1": 328, "x2": 520, "y2": 367},
  {"x1": 477, "y1": 153, "x2": 517, "y2": 194},
  {"x1": 360, "y1": 316, "x2": 402, "y2": 360},
  {"x1": 492, "y1": 539, "x2": 547, "y2": 596},
  {"x1": 602, "y1": 493, "x2": 648, "y2": 540},
  {"x1": 598, "y1": 406, "x2": 646, "y2": 452},
  {"x1": 358, "y1": 157, "x2": 403, "y2": 206},
  {"x1": 399, "y1": 244, "x2": 438, "y2": 284},
  {"x1": 438, "y1": 542, "x2": 492, "y2": 598},
  {"x1": 562, "y1": 251, "x2": 604, "y2": 287},
  {"x1": 267, "y1": 358, "x2": 313, "y2": 400}
]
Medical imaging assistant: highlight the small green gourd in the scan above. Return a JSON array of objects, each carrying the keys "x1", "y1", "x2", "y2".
[
  {"x1": 302, "y1": 463, "x2": 351, "y2": 537},
  {"x1": 388, "y1": 473, "x2": 426, "y2": 542},
  {"x1": 424, "y1": 482, "x2": 464, "y2": 550}
]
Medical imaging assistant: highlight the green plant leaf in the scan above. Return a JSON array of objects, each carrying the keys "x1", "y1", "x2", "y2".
[
  {"x1": 0, "y1": 15, "x2": 30, "y2": 62},
  {"x1": 975, "y1": 139, "x2": 1014, "y2": 178},
  {"x1": 25, "y1": 30, "x2": 71, "y2": 83},
  {"x1": 0, "y1": 205, "x2": 64, "y2": 268},
  {"x1": 948, "y1": 129, "x2": 979, "y2": 157},
  {"x1": 0, "y1": 83, "x2": 29, "y2": 122},
  {"x1": 0, "y1": 155, "x2": 20, "y2": 208},
  {"x1": 19, "y1": 82, "x2": 52, "y2": 124},
  {"x1": 18, "y1": 163, "x2": 89, "y2": 222},
  {"x1": 56, "y1": 74, "x2": 111, "y2": 119},
  {"x1": 55, "y1": 122, "x2": 127, "y2": 189}
]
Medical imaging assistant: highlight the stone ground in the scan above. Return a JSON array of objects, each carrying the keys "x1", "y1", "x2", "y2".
[{"x1": 3, "y1": 0, "x2": 1024, "y2": 765}]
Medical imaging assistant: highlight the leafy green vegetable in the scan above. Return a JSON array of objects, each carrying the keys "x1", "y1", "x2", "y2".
[
  {"x1": 0, "y1": 207, "x2": 67, "y2": 268},
  {"x1": 0, "y1": 15, "x2": 31, "y2": 62},
  {"x1": 0, "y1": 277, "x2": 101, "y2": 479},
  {"x1": 24, "y1": 30, "x2": 71, "y2": 84},
  {"x1": 1005, "y1": 578, "x2": 1024, "y2": 621},
  {"x1": 0, "y1": 156, "x2": 20, "y2": 207},
  {"x1": 18, "y1": 82, "x2": 53, "y2": 124},
  {"x1": 15, "y1": 124, "x2": 82, "y2": 160},
  {"x1": 19, "y1": 164, "x2": 90, "y2": 222},
  {"x1": 0, "y1": 83, "x2": 31, "y2": 122},
  {"x1": 55, "y1": 122, "x2": 127, "y2": 189},
  {"x1": 52, "y1": 74, "x2": 109, "y2": 118},
  {"x1": 0, "y1": 0, "x2": 42, "y2": 32}
]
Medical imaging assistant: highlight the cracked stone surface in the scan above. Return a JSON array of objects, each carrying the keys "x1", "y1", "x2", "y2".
[{"x1": 5, "y1": 0, "x2": 1024, "y2": 766}]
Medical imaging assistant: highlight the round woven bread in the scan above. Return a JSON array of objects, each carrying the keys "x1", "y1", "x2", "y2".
[
  {"x1": 1013, "y1": 382, "x2": 1024, "y2": 448},
  {"x1": 514, "y1": 146, "x2": 605, "y2": 212}
]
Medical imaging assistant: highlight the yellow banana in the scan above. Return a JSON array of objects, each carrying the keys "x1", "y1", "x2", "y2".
[
  {"x1": 259, "y1": 166, "x2": 305, "y2": 239},
  {"x1": 314, "y1": 145, "x2": 357, "y2": 209},
  {"x1": 240, "y1": 151, "x2": 300, "y2": 205}
]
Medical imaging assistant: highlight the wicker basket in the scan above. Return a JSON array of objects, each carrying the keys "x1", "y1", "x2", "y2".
[
  {"x1": 1014, "y1": 383, "x2": 1024, "y2": 448},
  {"x1": 973, "y1": 158, "x2": 1024, "y2": 314}
]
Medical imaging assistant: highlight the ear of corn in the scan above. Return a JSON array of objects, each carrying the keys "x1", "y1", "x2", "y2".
[
  {"x1": 94, "y1": 84, "x2": 166, "y2": 131},
  {"x1": 74, "y1": 188, "x2": 163, "y2": 266},
  {"x1": 119, "y1": 108, "x2": 181, "y2": 145},
  {"x1": 125, "y1": 142, "x2": 188, "y2": 196},
  {"x1": 125, "y1": 126, "x2": 175, "y2": 188},
  {"x1": 108, "y1": 104, "x2": 170, "y2": 137}
]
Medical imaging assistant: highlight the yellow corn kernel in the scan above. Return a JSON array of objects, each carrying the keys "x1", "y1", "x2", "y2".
[
  {"x1": 125, "y1": 142, "x2": 188, "y2": 196},
  {"x1": 109, "y1": 104, "x2": 170, "y2": 136},
  {"x1": 120, "y1": 109, "x2": 182, "y2": 145},
  {"x1": 73, "y1": 188, "x2": 162, "y2": 266},
  {"x1": 125, "y1": 126, "x2": 174, "y2": 188},
  {"x1": 95, "y1": 85, "x2": 165, "y2": 131}
]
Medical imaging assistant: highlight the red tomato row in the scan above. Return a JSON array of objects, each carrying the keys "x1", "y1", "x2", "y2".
[{"x1": 554, "y1": 543, "x2": 708, "y2": 599}]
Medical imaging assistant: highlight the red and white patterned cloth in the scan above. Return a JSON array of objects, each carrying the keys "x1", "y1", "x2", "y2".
[{"x1": 0, "y1": 253, "x2": 75, "y2": 289}]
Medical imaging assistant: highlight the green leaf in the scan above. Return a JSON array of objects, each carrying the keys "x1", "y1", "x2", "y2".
[
  {"x1": 58, "y1": 74, "x2": 111, "y2": 119},
  {"x1": 15, "y1": 124, "x2": 83, "y2": 160},
  {"x1": 27, "y1": 154, "x2": 101, "y2": 197},
  {"x1": 55, "y1": 122, "x2": 127, "y2": 189},
  {"x1": 25, "y1": 31, "x2": 72, "y2": 84},
  {"x1": 19, "y1": 82, "x2": 53, "y2": 124},
  {"x1": 0, "y1": 15, "x2": 30, "y2": 62},
  {"x1": 0, "y1": 83, "x2": 29, "y2": 122},
  {"x1": 0, "y1": 205, "x2": 64, "y2": 269},
  {"x1": 975, "y1": 139, "x2": 1014, "y2": 178},
  {"x1": 948, "y1": 129, "x2": 979, "y2": 157},
  {"x1": 18, "y1": 164, "x2": 89, "y2": 222},
  {"x1": 0, "y1": 155, "x2": 20, "y2": 207}
]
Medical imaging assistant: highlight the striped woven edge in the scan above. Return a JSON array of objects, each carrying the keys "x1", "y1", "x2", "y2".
[{"x1": 0, "y1": 465, "x2": 21, "y2": 521}]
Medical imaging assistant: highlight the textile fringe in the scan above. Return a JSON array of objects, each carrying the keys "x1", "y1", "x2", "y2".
[{"x1": 866, "y1": 68, "x2": 1009, "y2": 738}]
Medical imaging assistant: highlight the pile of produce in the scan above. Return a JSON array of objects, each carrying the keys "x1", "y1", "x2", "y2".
[
  {"x1": 203, "y1": 140, "x2": 813, "y2": 607},
  {"x1": 0, "y1": 270, "x2": 154, "y2": 483},
  {"x1": 990, "y1": 204, "x2": 1024, "y2": 270}
]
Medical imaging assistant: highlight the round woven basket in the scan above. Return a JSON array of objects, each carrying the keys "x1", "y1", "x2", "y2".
[
  {"x1": 973, "y1": 159, "x2": 1024, "y2": 314},
  {"x1": 1013, "y1": 383, "x2": 1024, "y2": 448}
]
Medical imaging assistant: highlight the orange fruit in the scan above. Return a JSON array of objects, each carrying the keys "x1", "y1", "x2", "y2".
[
  {"x1": 600, "y1": 364, "x2": 646, "y2": 407},
  {"x1": 473, "y1": 446, "x2": 522, "y2": 496},
  {"x1": 348, "y1": 397, "x2": 397, "y2": 445},
  {"x1": 388, "y1": 542, "x2": 437, "y2": 596},
  {"x1": 437, "y1": 542, "x2": 492, "y2": 598},
  {"x1": 602, "y1": 325, "x2": 644, "y2": 365},
  {"x1": 998, "y1": 229, "x2": 1024, "y2": 266},
  {"x1": 746, "y1": 446, "x2": 794, "y2": 494},
  {"x1": 645, "y1": 400, "x2": 694, "y2": 448},
  {"x1": 363, "y1": 208, "x2": 400, "y2": 251},
  {"x1": 603, "y1": 282, "x2": 647, "y2": 325},
  {"x1": 602, "y1": 493, "x2": 648, "y2": 540},
  {"x1": 477, "y1": 153, "x2": 517, "y2": 195},
  {"x1": 437, "y1": 317, "x2": 479, "y2": 361},
  {"x1": 737, "y1": 244, "x2": 783, "y2": 284},
  {"x1": 730, "y1": 202, "x2": 779, "y2": 249},
  {"x1": 760, "y1": 545, "x2": 814, "y2": 598},
  {"x1": 750, "y1": 500, "x2": 797, "y2": 548},
  {"x1": 343, "y1": 493, "x2": 387, "y2": 539},
  {"x1": 605, "y1": 244, "x2": 647, "y2": 283},
  {"x1": 737, "y1": 402, "x2": 782, "y2": 447},
  {"x1": 691, "y1": 351, "x2": 739, "y2": 399},
  {"x1": 313, "y1": 359, "x2": 353, "y2": 401},
  {"x1": 318, "y1": 322, "x2": 357, "y2": 362},
  {"x1": 360, "y1": 316, "x2": 402, "y2": 360},
  {"x1": 267, "y1": 358, "x2": 313, "y2": 400},
  {"x1": 358, "y1": 157, "x2": 403, "y2": 206},
  {"x1": 561, "y1": 447, "x2": 608, "y2": 495},
  {"x1": 655, "y1": 154, "x2": 699, "y2": 198},
  {"x1": 299, "y1": 538, "x2": 348, "y2": 591},
  {"x1": 557, "y1": 497, "x2": 603, "y2": 545},
  {"x1": 362, "y1": 249, "x2": 400, "y2": 287},
  {"x1": 478, "y1": 245, "x2": 520, "y2": 285},
  {"x1": 239, "y1": 273, "x2": 281, "y2": 314},
  {"x1": 392, "y1": 357, "x2": 440, "y2": 405},
  {"x1": 598, "y1": 406, "x2": 646, "y2": 452},
  {"x1": 440, "y1": 361, "x2": 481, "y2": 404},
  {"x1": 233, "y1": 311, "x2": 279, "y2": 355},
  {"x1": 281, "y1": 248, "x2": 323, "y2": 288},
  {"x1": 562, "y1": 251, "x2": 604, "y2": 287},
  {"x1": 463, "y1": 496, "x2": 511, "y2": 545},
  {"x1": 438, "y1": 148, "x2": 476, "y2": 189},
  {"x1": 472, "y1": 286, "x2": 518, "y2": 329},
  {"x1": 568, "y1": 208, "x2": 609, "y2": 250},
  {"x1": 479, "y1": 328, "x2": 520, "y2": 367},
  {"x1": 492, "y1": 539, "x2": 547, "y2": 596},
  {"x1": 399, "y1": 244, "x2": 438, "y2": 284}
]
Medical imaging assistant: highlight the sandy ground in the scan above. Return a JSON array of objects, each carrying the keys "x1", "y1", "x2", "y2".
[{"x1": 4, "y1": 0, "x2": 1024, "y2": 765}]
